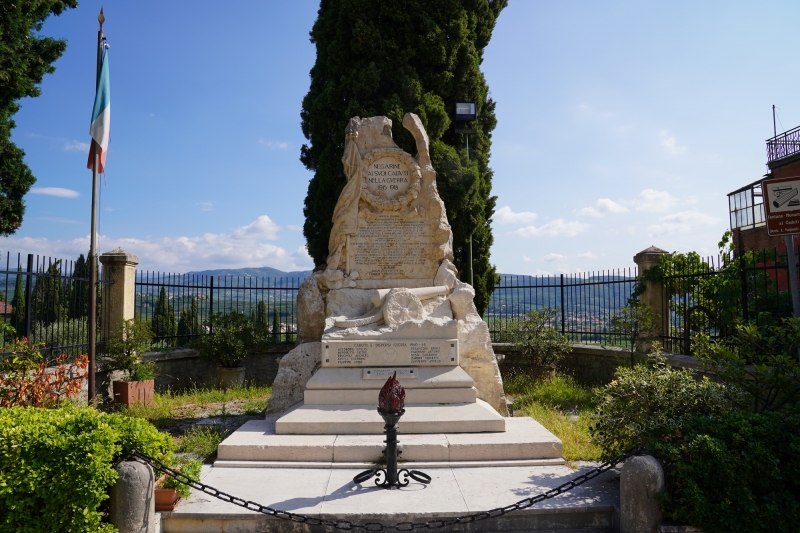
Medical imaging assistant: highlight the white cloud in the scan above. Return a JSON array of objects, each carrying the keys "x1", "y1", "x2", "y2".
[
  {"x1": 523, "y1": 255, "x2": 533, "y2": 262},
  {"x1": 647, "y1": 210, "x2": 718, "y2": 237},
  {"x1": 577, "y1": 252, "x2": 597, "y2": 259},
  {"x1": 543, "y1": 253, "x2": 566, "y2": 262},
  {"x1": 63, "y1": 140, "x2": 90, "y2": 152},
  {"x1": 493, "y1": 206, "x2": 538, "y2": 224},
  {"x1": 635, "y1": 189, "x2": 677, "y2": 212},
  {"x1": 30, "y1": 187, "x2": 79, "y2": 198},
  {"x1": 195, "y1": 202, "x2": 214, "y2": 212},
  {"x1": 514, "y1": 219, "x2": 590, "y2": 238},
  {"x1": 258, "y1": 140, "x2": 289, "y2": 150},
  {"x1": 0, "y1": 215, "x2": 313, "y2": 272},
  {"x1": 659, "y1": 130, "x2": 687, "y2": 156},
  {"x1": 576, "y1": 198, "x2": 628, "y2": 217},
  {"x1": 530, "y1": 269, "x2": 553, "y2": 276}
]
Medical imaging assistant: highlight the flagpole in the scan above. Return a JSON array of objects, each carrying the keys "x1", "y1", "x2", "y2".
[{"x1": 88, "y1": 8, "x2": 105, "y2": 403}]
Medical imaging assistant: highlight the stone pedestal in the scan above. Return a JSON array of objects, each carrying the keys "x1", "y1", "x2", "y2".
[{"x1": 99, "y1": 248, "x2": 140, "y2": 339}]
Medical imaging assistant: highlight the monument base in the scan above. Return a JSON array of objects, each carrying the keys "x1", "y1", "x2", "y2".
[
  {"x1": 275, "y1": 399, "x2": 505, "y2": 435},
  {"x1": 217, "y1": 416, "x2": 561, "y2": 464}
]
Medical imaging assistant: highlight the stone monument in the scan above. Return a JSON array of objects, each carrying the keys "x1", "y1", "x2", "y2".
[{"x1": 215, "y1": 115, "x2": 562, "y2": 465}]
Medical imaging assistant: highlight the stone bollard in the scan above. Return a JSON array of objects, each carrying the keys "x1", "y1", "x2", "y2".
[
  {"x1": 621, "y1": 454, "x2": 664, "y2": 533},
  {"x1": 109, "y1": 460, "x2": 156, "y2": 533}
]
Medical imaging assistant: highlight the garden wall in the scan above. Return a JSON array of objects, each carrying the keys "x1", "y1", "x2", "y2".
[{"x1": 492, "y1": 343, "x2": 713, "y2": 385}]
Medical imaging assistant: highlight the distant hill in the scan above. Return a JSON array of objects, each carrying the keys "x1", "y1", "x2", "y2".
[{"x1": 184, "y1": 266, "x2": 313, "y2": 279}]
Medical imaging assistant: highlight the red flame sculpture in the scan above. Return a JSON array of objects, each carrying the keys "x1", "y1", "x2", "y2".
[{"x1": 378, "y1": 371, "x2": 405, "y2": 414}]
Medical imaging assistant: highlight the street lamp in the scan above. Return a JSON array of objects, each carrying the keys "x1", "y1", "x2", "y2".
[{"x1": 455, "y1": 102, "x2": 477, "y2": 287}]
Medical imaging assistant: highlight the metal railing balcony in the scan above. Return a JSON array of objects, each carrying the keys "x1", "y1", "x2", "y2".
[{"x1": 767, "y1": 125, "x2": 800, "y2": 164}]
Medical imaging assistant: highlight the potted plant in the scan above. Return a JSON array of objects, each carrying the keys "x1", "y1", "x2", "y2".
[
  {"x1": 105, "y1": 319, "x2": 157, "y2": 407},
  {"x1": 194, "y1": 313, "x2": 254, "y2": 388},
  {"x1": 509, "y1": 307, "x2": 572, "y2": 379},
  {"x1": 155, "y1": 459, "x2": 202, "y2": 511}
]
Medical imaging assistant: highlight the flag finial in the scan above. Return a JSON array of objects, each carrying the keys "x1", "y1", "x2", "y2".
[{"x1": 98, "y1": 7, "x2": 105, "y2": 31}]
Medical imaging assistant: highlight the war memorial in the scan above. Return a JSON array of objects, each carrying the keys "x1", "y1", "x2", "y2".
[{"x1": 157, "y1": 115, "x2": 628, "y2": 532}]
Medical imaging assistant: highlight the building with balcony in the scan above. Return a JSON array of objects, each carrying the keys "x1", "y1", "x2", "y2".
[{"x1": 728, "y1": 125, "x2": 800, "y2": 253}]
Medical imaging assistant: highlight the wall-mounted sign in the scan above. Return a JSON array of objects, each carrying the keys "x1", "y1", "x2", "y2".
[{"x1": 763, "y1": 175, "x2": 800, "y2": 236}]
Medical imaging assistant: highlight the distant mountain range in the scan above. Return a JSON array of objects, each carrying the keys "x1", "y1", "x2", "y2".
[{"x1": 184, "y1": 267, "x2": 313, "y2": 279}]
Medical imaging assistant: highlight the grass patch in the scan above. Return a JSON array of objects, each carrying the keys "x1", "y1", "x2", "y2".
[
  {"x1": 504, "y1": 373, "x2": 602, "y2": 462},
  {"x1": 122, "y1": 382, "x2": 273, "y2": 425},
  {"x1": 177, "y1": 425, "x2": 231, "y2": 461}
]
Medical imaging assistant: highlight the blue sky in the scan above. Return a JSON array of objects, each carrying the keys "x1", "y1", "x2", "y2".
[{"x1": 4, "y1": 0, "x2": 799, "y2": 275}]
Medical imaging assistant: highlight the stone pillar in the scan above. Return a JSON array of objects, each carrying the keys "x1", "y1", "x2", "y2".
[
  {"x1": 620, "y1": 455, "x2": 665, "y2": 533},
  {"x1": 100, "y1": 248, "x2": 140, "y2": 340},
  {"x1": 633, "y1": 246, "x2": 669, "y2": 339},
  {"x1": 109, "y1": 460, "x2": 155, "y2": 533}
]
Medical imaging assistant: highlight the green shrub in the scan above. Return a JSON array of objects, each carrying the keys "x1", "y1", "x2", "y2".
[
  {"x1": 194, "y1": 313, "x2": 255, "y2": 368},
  {"x1": 608, "y1": 303, "x2": 659, "y2": 366},
  {"x1": 0, "y1": 405, "x2": 172, "y2": 533},
  {"x1": 649, "y1": 407, "x2": 800, "y2": 533},
  {"x1": 161, "y1": 458, "x2": 202, "y2": 499},
  {"x1": 507, "y1": 307, "x2": 572, "y2": 367},
  {"x1": 693, "y1": 318, "x2": 800, "y2": 413},
  {"x1": 590, "y1": 347, "x2": 733, "y2": 458},
  {"x1": 104, "y1": 319, "x2": 156, "y2": 381}
]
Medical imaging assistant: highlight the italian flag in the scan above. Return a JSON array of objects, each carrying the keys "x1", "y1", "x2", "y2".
[{"x1": 87, "y1": 50, "x2": 110, "y2": 173}]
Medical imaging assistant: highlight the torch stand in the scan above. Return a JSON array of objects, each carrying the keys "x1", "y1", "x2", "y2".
[{"x1": 353, "y1": 408, "x2": 432, "y2": 489}]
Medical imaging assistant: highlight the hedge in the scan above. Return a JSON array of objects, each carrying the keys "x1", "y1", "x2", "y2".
[
  {"x1": 0, "y1": 405, "x2": 172, "y2": 533},
  {"x1": 650, "y1": 407, "x2": 800, "y2": 533}
]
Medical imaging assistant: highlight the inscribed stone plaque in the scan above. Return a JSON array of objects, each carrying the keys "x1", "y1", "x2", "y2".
[
  {"x1": 362, "y1": 368, "x2": 418, "y2": 379},
  {"x1": 351, "y1": 211, "x2": 436, "y2": 280},
  {"x1": 322, "y1": 340, "x2": 458, "y2": 368}
]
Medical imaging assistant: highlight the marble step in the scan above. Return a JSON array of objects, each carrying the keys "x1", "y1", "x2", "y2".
[
  {"x1": 216, "y1": 417, "x2": 561, "y2": 463},
  {"x1": 305, "y1": 365, "x2": 475, "y2": 390},
  {"x1": 275, "y1": 399, "x2": 504, "y2": 435},
  {"x1": 304, "y1": 386, "x2": 476, "y2": 405}
]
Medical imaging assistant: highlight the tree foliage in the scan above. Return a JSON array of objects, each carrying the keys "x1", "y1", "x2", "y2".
[
  {"x1": 151, "y1": 287, "x2": 176, "y2": 344},
  {"x1": 300, "y1": 0, "x2": 506, "y2": 315},
  {"x1": 609, "y1": 303, "x2": 659, "y2": 366},
  {"x1": 31, "y1": 259, "x2": 64, "y2": 326},
  {"x1": 177, "y1": 297, "x2": 200, "y2": 347},
  {"x1": 0, "y1": 0, "x2": 78, "y2": 235}
]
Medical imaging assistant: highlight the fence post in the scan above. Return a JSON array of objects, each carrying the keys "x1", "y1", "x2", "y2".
[
  {"x1": 560, "y1": 274, "x2": 565, "y2": 334},
  {"x1": 24, "y1": 254, "x2": 33, "y2": 339},
  {"x1": 99, "y1": 248, "x2": 139, "y2": 341},
  {"x1": 209, "y1": 275, "x2": 214, "y2": 326},
  {"x1": 633, "y1": 246, "x2": 669, "y2": 344}
]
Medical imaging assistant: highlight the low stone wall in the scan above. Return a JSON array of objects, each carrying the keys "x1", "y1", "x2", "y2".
[
  {"x1": 492, "y1": 343, "x2": 714, "y2": 385},
  {"x1": 72, "y1": 345, "x2": 293, "y2": 404}
]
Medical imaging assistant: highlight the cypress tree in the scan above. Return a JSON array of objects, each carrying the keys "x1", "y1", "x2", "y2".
[
  {"x1": 255, "y1": 300, "x2": 268, "y2": 327},
  {"x1": 272, "y1": 307, "x2": 280, "y2": 343},
  {"x1": 31, "y1": 260, "x2": 64, "y2": 326},
  {"x1": 9, "y1": 268, "x2": 24, "y2": 333},
  {"x1": 68, "y1": 253, "x2": 89, "y2": 319},
  {"x1": 300, "y1": 0, "x2": 506, "y2": 315},
  {"x1": 176, "y1": 297, "x2": 200, "y2": 347},
  {"x1": 151, "y1": 287, "x2": 176, "y2": 345}
]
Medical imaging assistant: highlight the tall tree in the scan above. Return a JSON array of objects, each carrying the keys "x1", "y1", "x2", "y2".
[
  {"x1": 300, "y1": 0, "x2": 505, "y2": 315},
  {"x1": 31, "y1": 260, "x2": 64, "y2": 326},
  {"x1": 68, "y1": 253, "x2": 88, "y2": 319},
  {"x1": 151, "y1": 287, "x2": 176, "y2": 345},
  {"x1": 271, "y1": 307, "x2": 280, "y2": 343},
  {"x1": 9, "y1": 268, "x2": 25, "y2": 333},
  {"x1": 255, "y1": 300, "x2": 268, "y2": 327},
  {"x1": 0, "y1": 1, "x2": 78, "y2": 234},
  {"x1": 176, "y1": 297, "x2": 200, "y2": 347}
]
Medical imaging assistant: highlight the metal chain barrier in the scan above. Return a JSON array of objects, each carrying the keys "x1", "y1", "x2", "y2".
[{"x1": 130, "y1": 444, "x2": 644, "y2": 531}]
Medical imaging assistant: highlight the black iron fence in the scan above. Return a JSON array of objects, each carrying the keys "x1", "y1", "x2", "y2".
[
  {"x1": 0, "y1": 252, "x2": 108, "y2": 361},
  {"x1": 486, "y1": 270, "x2": 637, "y2": 346},
  {"x1": 660, "y1": 247, "x2": 799, "y2": 354},
  {"x1": 134, "y1": 271, "x2": 300, "y2": 348}
]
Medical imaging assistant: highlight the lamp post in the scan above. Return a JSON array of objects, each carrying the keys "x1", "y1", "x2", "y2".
[
  {"x1": 352, "y1": 373, "x2": 431, "y2": 489},
  {"x1": 455, "y1": 102, "x2": 477, "y2": 287}
]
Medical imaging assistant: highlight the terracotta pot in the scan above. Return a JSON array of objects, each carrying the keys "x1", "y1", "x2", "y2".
[
  {"x1": 216, "y1": 366, "x2": 245, "y2": 389},
  {"x1": 113, "y1": 379, "x2": 154, "y2": 407},
  {"x1": 155, "y1": 475, "x2": 180, "y2": 511}
]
